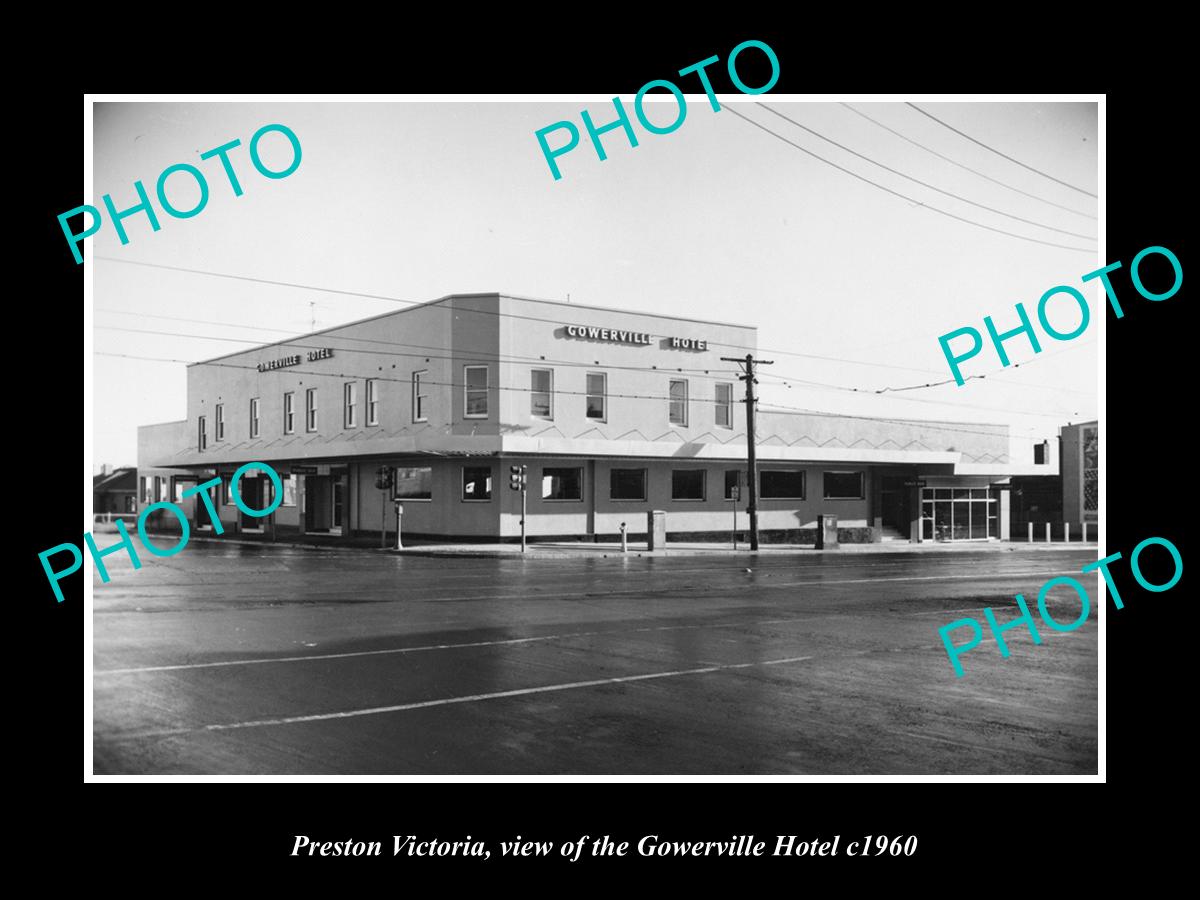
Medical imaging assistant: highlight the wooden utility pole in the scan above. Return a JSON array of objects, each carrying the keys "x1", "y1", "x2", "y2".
[{"x1": 721, "y1": 354, "x2": 773, "y2": 550}]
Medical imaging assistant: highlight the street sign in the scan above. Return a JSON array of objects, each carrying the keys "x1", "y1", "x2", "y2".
[
  {"x1": 903, "y1": 480, "x2": 927, "y2": 488},
  {"x1": 292, "y1": 465, "x2": 318, "y2": 474}
]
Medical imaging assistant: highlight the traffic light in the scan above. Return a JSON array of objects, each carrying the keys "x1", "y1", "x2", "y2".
[
  {"x1": 509, "y1": 465, "x2": 526, "y2": 491},
  {"x1": 374, "y1": 466, "x2": 393, "y2": 491}
]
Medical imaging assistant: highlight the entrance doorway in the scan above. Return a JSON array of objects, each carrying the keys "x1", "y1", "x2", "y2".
[
  {"x1": 303, "y1": 472, "x2": 346, "y2": 535},
  {"x1": 239, "y1": 476, "x2": 265, "y2": 532},
  {"x1": 879, "y1": 476, "x2": 911, "y2": 532}
]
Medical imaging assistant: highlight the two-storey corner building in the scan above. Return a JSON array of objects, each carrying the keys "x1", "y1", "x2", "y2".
[{"x1": 137, "y1": 293, "x2": 1039, "y2": 544}]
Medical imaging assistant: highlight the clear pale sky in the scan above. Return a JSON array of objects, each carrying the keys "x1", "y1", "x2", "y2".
[{"x1": 91, "y1": 99, "x2": 1098, "y2": 468}]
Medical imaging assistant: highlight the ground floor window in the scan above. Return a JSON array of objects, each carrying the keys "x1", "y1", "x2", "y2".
[
  {"x1": 672, "y1": 469, "x2": 706, "y2": 501},
  {"x1": 724, "y1": 470, "x2": 742, "y2": 500},
  {"x1": 922, "y1": 487, "x2": 998, "y2": 540},
  {"x1": 281, "y1": 475, "x2": 297, "y2": 506},
  {"x1": 823, "y1": 471, "x2": 864, "y2": 500},
  {"x1": 610, "y1": 468, "x2": 646, "y2": 501},
  {"x1": 395, "y1": 466, "x2": 433, "y2": 501},
  {"x1": 760, "y1": 469, "x2": 805, "y2": 500},
  {"x1": 463, "y1": 466, "x2": 492, "y2": 501},
  {"x1": 542, "y1": 467, "x2": 583, "y2": 501}
]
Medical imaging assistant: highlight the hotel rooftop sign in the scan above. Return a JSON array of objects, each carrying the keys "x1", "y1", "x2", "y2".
[
  {"x1": 257, "y1": 348, "x2": 335, "y2": 372},
  {"x1": 564, "y1": 325, "x2": 707, "y2": 351}
]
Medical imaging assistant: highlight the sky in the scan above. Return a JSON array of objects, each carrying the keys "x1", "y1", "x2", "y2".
[{"x1": 91, "y1": 98, "x2": 1099, "y2": 468}]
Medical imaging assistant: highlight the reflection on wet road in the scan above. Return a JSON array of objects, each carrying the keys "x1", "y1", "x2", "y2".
[{"x1": 92, "y1": 545, "x2": 1098, "y2": 774}]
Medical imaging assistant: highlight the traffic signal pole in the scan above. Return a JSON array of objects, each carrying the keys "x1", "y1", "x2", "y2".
[
  {"x1": 721, "y1": 354, "x2": 773, "y2": 551},
  {"x1": 509, "y1": 464, "x2": 528, "y2": 552}
]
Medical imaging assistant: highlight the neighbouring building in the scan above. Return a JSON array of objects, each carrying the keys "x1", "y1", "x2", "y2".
[
  {"x1": 1061, "y1": 420, "x2": 1098, "y2": 529},
  {"x1": 138, "y1": 293, "x2": 1051, "y2": 544},
  {"x1": 93, "y1": 465, "x2": 137, "y2": 515}
]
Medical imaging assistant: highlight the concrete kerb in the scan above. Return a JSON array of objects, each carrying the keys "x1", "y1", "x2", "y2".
[{"x1": 182, "y1": 534, "x2": 1099, "y2": 560}]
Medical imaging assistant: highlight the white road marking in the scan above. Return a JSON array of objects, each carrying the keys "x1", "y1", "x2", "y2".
[
  {"x1": 116, "y1": 655, "x2": 815, "y2": 739},
  {"x1": 95, "y1": 571, "x2": 1078, "y2": 678},
  {"x1": 97, "y1": 617, "x2": 811, "y2": 676}
]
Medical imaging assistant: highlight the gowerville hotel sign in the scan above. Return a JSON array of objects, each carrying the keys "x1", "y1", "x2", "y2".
[
  {"x1": 564, "y1": 324, "x2": 708, "y2": 351},
  {"x1": 257, "y1": 347, "x2": 335, "y2": 372}
]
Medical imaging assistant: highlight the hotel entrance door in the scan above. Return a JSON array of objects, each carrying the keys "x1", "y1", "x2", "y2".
[{"x1": 303, "y1": 473, "x2": 346, "y2": 535}]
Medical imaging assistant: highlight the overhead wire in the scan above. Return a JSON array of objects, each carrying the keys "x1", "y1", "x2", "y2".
[
  {"x1": 722, "y1": 106, "x2": 1096, "y2": 254},
  {"x1": 839, "y1": 103, "x2": 1097, "y2": 221},
  {"x1": 756, "y1": 103, "x2": 1095, "y2": 241},
  {"x1": 905, "y1": 103, "x2": 1098, "y2": 199}
]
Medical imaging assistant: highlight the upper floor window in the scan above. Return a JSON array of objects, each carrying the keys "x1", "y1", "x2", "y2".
[
  {"x1": 283, "y1": 391, "x2": 295, "y2": 434},
  {"x1": 587, "y1": 372, "x2": 606, "y2": 421},
  {"x1": 715, "y1": 383, "x2": 733, "y2": 428},
  {"x1": 249, "y1": 398, "x2": 260, "y2": 439},
  {"x1": 306, "y1": 388, "x2": 318, "y2": 432},
  {"x1": 413, "y1": 370, "x2": 428, "y2": 423},
  {"x1": 214, "y1": 403, "x2": 225, "y2": 441},
  {"x1": 669, "y1": 379, "x2": 688, "y2": 426},
  {"x1": 366, "y1": 379, "x2": 379, "y2": 426},
  {"x1": 344, "y1": 382, "x2": 358, "y2": 428},
  {"x1": 531, "y1": 369, "x2": 553, "y2": 419},
  {"x1": 464, "y1": 365, "x2": 488, "y2": 418},
  {"x1": 197, "y1": 416, "x2": 207, "y2": 451}
]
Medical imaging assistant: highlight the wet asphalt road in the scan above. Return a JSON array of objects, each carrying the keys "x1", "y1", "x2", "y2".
[{"x1": 92, "y1": 544, "x2": 1099, "y2": 775}]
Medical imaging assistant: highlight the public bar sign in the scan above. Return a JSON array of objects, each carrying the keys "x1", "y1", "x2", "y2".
[{"x1": 257, "y1": 348, "x2": 335, "y2": 372}]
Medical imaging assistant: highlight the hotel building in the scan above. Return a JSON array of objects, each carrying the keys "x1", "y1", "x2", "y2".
[{"x1": 137, "y1": 293, "x2": 1048, "y2": 544}]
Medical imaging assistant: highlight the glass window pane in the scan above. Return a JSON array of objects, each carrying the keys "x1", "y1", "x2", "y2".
[
  {"x1": 531, "y1": 370, "x2": 550, "y2": 392},
  {"x1": 610, "y1": 468, "x2": 646, "y2": 500},
  {"x1": 396, "y1": 467, "x2": 433, "y2": 500},
  {"x1": 542, "y1": 467, "x2": 582, "y2": 501},
  {"x1": 934, "y1": 501, "x2": 952, "y2": 540},
  {"x1": 586, "y1": 395, "x2": 605, "y2": 418},
  {"x1": 935, "y1": 488, "x2": 951, "y2": 500},
  {"x1": 671, "y1": 469, "x2": 705, "y2": 500},
  {"x1": 467, "y1": 367, "x2": 488, "y2": 388},
  {"x1": 970, "y1": 500, "x2": 987, "y2": 539},
  {"x1": 462, "y1": 467, "x2": 492, "y2": 500},
  {"x1": 823, "y1": 471, "x2": 863, "y2": 499},
  {"x1": 587, "y1": 373, "x2": 604, "y2": 395},
  {"x1": 953, "y1": 488, "x2": 970, "y2": 500},
  {"x1": 724, "y1": 469, "x2": 741, "y2": 500},
  {"x1": 761, "y1": 470, "x2": 805, "y2": 499},
  {"x1": 951, "y1": 503, "x2": 970, "y2": 540}
]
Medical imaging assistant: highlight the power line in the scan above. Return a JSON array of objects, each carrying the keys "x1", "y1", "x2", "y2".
[
  {"x1": 95, "y1": 256, "x2": 1086, "y2": 370},
  {"x1": 95, "y1": 318, "x2": 1093, "y2": 414},
  {"x1": 93, "y1": 316, "x2": 746, "y2": 381},
  {"x1": 757, "y1": 103, "x2": 1095, "y2": 241},
  {"x1": 840, "y1": 103, "x2": 1097, "y2": 221},
  {"x1": 100, "y1": 305, "x2": 1095, "y2": 397},
  {"x1": 723, "y1": 106, "x2": 1096, "y2": 254},
  {"x1": 97, "y1": 351, "x2": 1037, "y2": 440},
  {"x1": 905, "y1": 103, "x2": 1098, "y2": 199}
]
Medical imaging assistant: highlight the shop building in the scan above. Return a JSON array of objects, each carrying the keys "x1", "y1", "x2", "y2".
[{"x1": 138, "y1": 293, "x2": 1043, "y2": 544}]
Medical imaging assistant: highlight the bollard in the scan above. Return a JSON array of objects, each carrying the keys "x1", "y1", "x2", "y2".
[
  {"x1": 1028, "y1": 522, "x2": 1034, "y2": 543},
  {"x1": 1046, "y1": 522, "x2": 1052, "y2": 543},
  {"x1": 1083, "y1": 522, "x2": 1089, "y2": 542},
  {"x1": 1065, "y1": 522, "x2": 1071, "y2": 542},
  {"x1": 620, "y1": 522, "x2": 628, "y2": 553}
]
